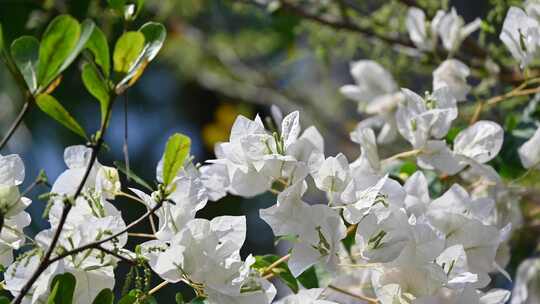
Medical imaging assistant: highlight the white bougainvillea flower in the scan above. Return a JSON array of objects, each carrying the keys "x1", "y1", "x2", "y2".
[
  {"x1": 0, "y1": 153, "x2": 31, "y2": 266},
  {"x1": 416, "y1": 140, "x2": 463, "y2": 174},
  {"x1": 406, "y1": 7, "x2": 445, "y2": 52},
  {"x1": 433, "y1": 59, "x2": 471, "y2": 101},
  {"x1": 526, "y1": 0, "x2": 540, "y2": 20},
  {"x1": 205, "y1": 111, "x2": 323, "y2": 198},
  {"x1": 437, "y1": 7, "x2": 481, "y2": 53},
  {"x1": 430, "y1": 184, "x2": 495, "y2": 224},
  {"x1": 0, "y1": 211, "x2": 31, "y2": 266},
  {"x1": 511, "y1": 257, "x2": 540, "y2": 304},
  {"x1": 341, "y1": 60, "x2": 404, "y2": 143},
  {"x1": 518, "y1": 126, "x2": 540, "y2": 169},
  {"x1": 200, "y1": 163, "x2": 230, "y2": 201},
  {"x1": 435, "y1": 245, "x2": 479, "y2": 289},
  {"x1": 350, "y1": 127, "x2": 381, "y2": 173},
  {"x1": 51, "y1": 145, "x2": 121, "y2": 200},
  {"x1": 260, "y1": 182, "x2": 346, "y2": 276},
  {"x1": 453, "y1": 120, "x2": 504, "y2": 164},
  {"x1": 403, "y1": 171, "x2": 431, "y2": 217},
  {"x1": 275, "y1": 288, "x2": 338, "y2": 304},
  {"x1": 415, "y1": 287, "x2": 510, "y2": 304},
  {"x1": 500, "y1": 6, "x2": 540, "y2": 68},
  {"x1": 396, "y1": 87, "x2": 458, "y2": 148},
  {"x1": 427, "y1": 212, "x2": 500, "y2": 287},
  {"x1": 371, "y1": 263, "x2": 447, "y2": 303},
  {"x1": 5, "y1": 254, "x2": 115, "y2": 304},
  {"x1": 0, "y1": 154, "x2": 30, "y2": 217},
  {"x1": 131, "y1": 161, "x2": 208, "y2": 241},
  {"x1": 310, "y1": 153, "x2": 350, "y2": 200},
  {"x1": 342, "y1": 175, "x2": 405, "y2": 223},
  {"x1": 142, "y1": 216, "x2": 275, "y2": 303},
  {"x1": 340, "y1": 60, "x2": 398, "y2": 111}
]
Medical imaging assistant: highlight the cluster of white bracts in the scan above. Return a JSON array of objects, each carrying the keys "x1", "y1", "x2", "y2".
[{"x1": 3, "y1": 3, "x2": 540, "y2": 304}]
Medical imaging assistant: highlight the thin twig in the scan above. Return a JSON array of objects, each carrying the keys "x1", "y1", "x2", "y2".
[
  {"x1": 96, "y1": 246, "x2": 137, "y2": 265},
  {"x1": 48, "y1": 200, "x2": 164, "y2": 265},
  {"x1": 128, "y1": 232, "x2": 157, "y2": 239},
  {"x1": 0, "y1": 98, "x2": 31, "y2": 150},
  {"x1": 382, "y1": 149, "x2": 421, "y2": 164},
  {"x1": 262, "y1": 254, "x2": 291, "y2": 277},
  {"x1": 327, "y1": 284, "x2": 379, "y2": 304},
  {"x1": 148, "y1": 281, "x2": 169, "y2": 296}
]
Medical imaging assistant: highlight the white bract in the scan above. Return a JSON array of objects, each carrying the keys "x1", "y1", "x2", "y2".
[
  {"x1": 433, "y1": 59, "x2": 471, "y2": 101},
  {"x1": 518, "y1": 126, "x2": 540, "y2": 168},
  {"x1": 204, "y1": 111, "x2": 323, "y2": 198},
  {"x1": 0, "y1": 153, "x2": 31, "y2": 266},
  {"x1": 340, "y1": 60, "x2": 404, "y2": 143},
  {"x1": 142, "y1": 216, "x2": 276, "y2": 304},
  {"x1": 500, "y1": 6, "x2": 540, "y2": 68},
  {"x1": 276, "y1": 288, "x2": 338, "y2": 304},
  {"x1": 260, "y1": 181, "x2": 346, "y2": 276},
  {"x1": 438, "y1": 7, "x2": 481, "y2": 53},
  {"x1": 406, "y1": 7, "x2": 444, "y2": 52},
  {"x1": 511, "y1": 258, "x2": 540, "y2": 304}
]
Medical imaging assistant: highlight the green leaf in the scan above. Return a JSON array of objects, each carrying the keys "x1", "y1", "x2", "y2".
[
  {"x1": 114, "y1": 161, "x2": 153, "y2": 191},
  {"x1": 36, "y1": 94, "x2": 87, "y2": 139},
  {"x1": 139, "y1": 22, "x2": 166, "y2": 61},
  {"x1": 85, "y1": 26, "x2": 110, "y2": 77},
  {"x1": 0, "y1": 297, "x2": 9, "y2": 304},
  {"x1": 47, "y1": 273, "x2": 76, "y2": 304},
  {"x1": 82, "y1": 62, "x2": 110, "y2": 123},
  {"x1": 175, "y1": 293, "x2": 185, "y2": 304},
  {"x1": 399, "y1": 161, "x2": 417, "y2": 176},
  {"x1": 37, "y1": 15, "x2": 81, "y2": 88},
  {"x1": 92, "y1": 289, "x2": 114, "y2": 304},
  {"x1": 113, "y1": 31, "x2": 145, "y2": 74},
  {"x1": 252, "y1": 255, "x2": 298, "y2": 293},
  {"x1": 297, "y1": 266, "x2": 319, "y2": 289},
  {"x1": 59, "y1": 19, "x2": 95, "y2": 73},
  {"x1": 117, "y1": 292, "x2": 137, "y2": 304},
  {"x1": 162, "y1": 133, "x2": 191, "y2": 186},
  {"x1": 10, "y1": 36, "x2": 39, "y2": 93},
  {"x1": 116, "y1": 22, "x2": 166, "y2": 92}
]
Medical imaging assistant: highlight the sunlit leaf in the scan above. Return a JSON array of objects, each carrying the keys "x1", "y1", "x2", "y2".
[
  {"x1": 85, "y1": 26, "x2": 110, "y2": 77},
  {"x1": 115, "y1": 22, "x2": 166, "y2": 92},
  {"x1": 36, "y1": 94, "x2": 87, "y2": 139},
  {"x1": 82, "y1": 62, "x2": 110, "y2": 124},
  {"x1": 37, "y1": 15, "x2": 81, "y2": 88},
  {"x1": 162, "y1": 133, "x2": 191, "y2": 186},
  {"x1": 10, "y1": 36, "x2": 39, "y2": 93},
  {"x1": 113, "y1": 31, "x2": 145, "y2": 74},
  {"x1": 59, "y1": 19, "x2": 95, "y2": 72}
]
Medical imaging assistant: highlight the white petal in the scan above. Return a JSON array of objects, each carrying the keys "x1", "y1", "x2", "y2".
[{"x1": 454, "y1": 121, "x2": 504, "y2": 163}]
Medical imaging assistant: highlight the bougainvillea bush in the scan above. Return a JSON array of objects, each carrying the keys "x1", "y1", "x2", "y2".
[{"x1": 0, "y1": 0, "x2": 539, "y2": 303}]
